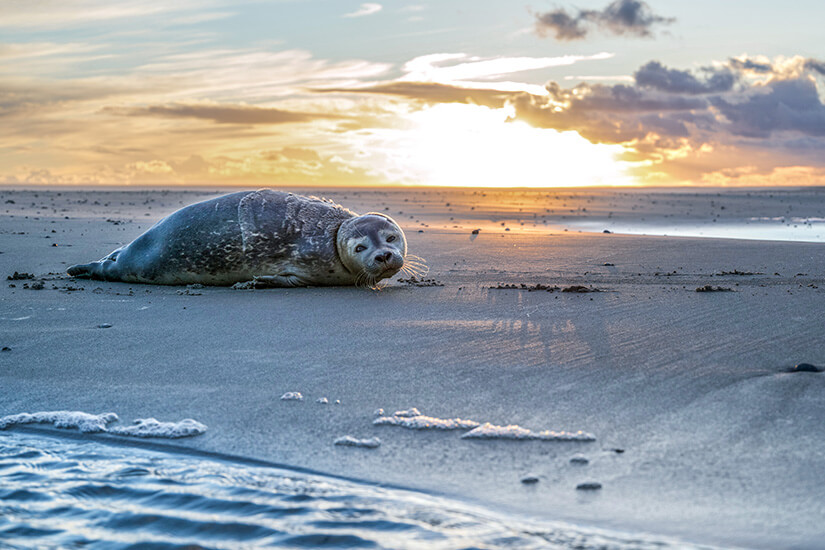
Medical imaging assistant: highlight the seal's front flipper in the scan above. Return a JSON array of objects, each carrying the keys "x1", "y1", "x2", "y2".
[
  {"x1": 231, "y1": 275, "x2": 303, "y2": 289},
  {"x1": 67, "y1": 263, "x2": 94, "y2": 278}
]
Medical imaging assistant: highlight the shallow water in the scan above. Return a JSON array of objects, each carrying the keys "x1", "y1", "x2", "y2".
[
  {"x1": 0, "y1": 431, "x2": 715, "y2": 550},
  {"x1": 567, "y1": 218, "x2": 825, "y2": 242}
]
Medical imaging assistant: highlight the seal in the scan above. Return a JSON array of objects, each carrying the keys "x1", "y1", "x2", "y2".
[{"x1": 67, "y1": 189, "x2": 425, "y2": 287}]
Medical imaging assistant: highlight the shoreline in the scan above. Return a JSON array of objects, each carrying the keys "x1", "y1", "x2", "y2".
[{"x1": 1, "y1": 187, "x2": 824, "y2": 549}]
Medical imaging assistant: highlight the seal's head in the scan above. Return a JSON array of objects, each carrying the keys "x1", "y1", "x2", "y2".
[{"x1": 337, "y1": 213, "x2": 407, "y2": 285}]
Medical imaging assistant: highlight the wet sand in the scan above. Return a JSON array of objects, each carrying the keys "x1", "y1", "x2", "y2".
[{"x1": 1, "y1": 186, "x2": 824, "y2": 549}]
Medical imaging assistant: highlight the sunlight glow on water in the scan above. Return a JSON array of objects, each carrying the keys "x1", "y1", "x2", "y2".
[
  {"x1": 569, "y1": 220, "x2": 825, "y2": 243},
  {"x1": 0, "y1": 431, "x2": 716, "y2": 550}
]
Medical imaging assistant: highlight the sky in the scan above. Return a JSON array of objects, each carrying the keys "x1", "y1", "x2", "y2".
[{"x1": 2, "y1": 0, "x2": 824, "y2": 188}]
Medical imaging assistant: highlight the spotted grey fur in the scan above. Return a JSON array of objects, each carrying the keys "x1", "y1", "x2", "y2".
[{"x1": 67, "y1": 189, "x2": 408, "y2": 287}]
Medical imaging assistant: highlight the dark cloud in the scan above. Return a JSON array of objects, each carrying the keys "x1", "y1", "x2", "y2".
[
  {"x1": 315, "y1": 82, "x2": 511, "y2": 109},
  {"x1": 634, "y1": 61, "x2": 735, "y2": 94},
  {"x1": 710, "y1": 78, "x2": 825, "y2": 138},
  {"x1": 514, "y1": 82, "x2": 706, "y2": 143},
  {"x1": 534, "y1": 11, "x2": 587, "y2": 41},
  {"x1": 806, "y1": 59, "x2": 825, "y2": 75},
  {"x1": 534, "y1": 0, "x2": 675, "y2": 41},
  {"x1": 103, "y1": 103, "x2": 329, "y2": 125},
  {"x1": 545, "y1": 81, "x2": 706, "y2": 113},
  {"x1": 729, "y1": 57, "x2": 774, "y2": 74}
]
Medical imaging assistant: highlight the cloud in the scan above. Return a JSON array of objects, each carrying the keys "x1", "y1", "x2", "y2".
[
  {"x1": 0, "y1": 0, "x2": 225, "y2": 29},
  {"x1": 399, "y1": 52, "x2": 613, "y2": 83},
  {"x1": 102, "y1": 103, "x2": 333, "y2": 125},
  {"x1": 634, "y1": 61, "x2": 735, "y2": 94},
  {"x1": 343, "y1": 3, "x2": 382, "y2": 18},
  {"x1": 535, "y1": 0, "x2": 675, "y2": 41},
  {"x1": 317, "y1": 82, "x2": 516, "y2": 108},
  {"x1": 710, "y1": 78, "x2": 825, "y2": 138}
]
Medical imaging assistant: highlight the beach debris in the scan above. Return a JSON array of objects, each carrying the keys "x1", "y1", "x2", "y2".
[
  {"x1": 334, "y1": 435, "x2": 381, "y2": 448},
  {"x1": 471, "y1": 229, "x2": 480, "y2": 235},
  {"x1": 280, "y1": 392, "x2": 304, "y2": 401},
  {"x1": 570, "y1": 455, "x2": 590, "y2": 465},
  {"x1": 0, "y1": 410, "x2": 206, "y2": 439},
  {"x1": 490, "y1": 283, "x2": 558, "y2": 291},
  {"x1": 603, "y1": 230, "x2": 612, "y2": 234},
  {"x1": 489, "y1": 283, "x2": 602, "y2": 293},
  {"x1": 603, "y1": 262, "x2": 615, "y2": 266},
  {"x1": 398, "y1": 276, "x2": 444, "y2": 287},
  {"x1": 22, "y1": 280, "x2": 45, "y2": 290},
  {"x1": 520, "y1": 475, "x2": 540, "y2": 484},
  {"x1": 374, "y1": 408, "x2": 480, "y2": 430},
  {"x1": 7, "y1": 272, "x2": 34, "y2": 280},
  {"x1": 334, "y1": 399, "x2": 341, "y2": 405},
  {"x1": 695, "y1": 285, "x2": 734, "y2": 292},
  {"x1": 610, "y1": 448, "x2": 625, "y2": 454},
  {"x1": 374, "y1": 408, "x2": 385, "y2": 416},
  {"x1": 790, "y1": 363, "x2": 823, "y2": 373},
  {"x1": 177, "y1": 284, "x2": 203, "y2": 296},
  {"x1": 97, "y1": 323, "x2": 113, "y2": 329},
  {"x1": 461, "y1": 423, "x2": 596, "y2": 441},
  {"x1": 561, "y1": 285, "x2": 600, "y2": 293},
  {"x1": 1, "y1": 347, "x2": 10, "y2": 352},
  {"x1": 576, "y1": 482, "x2": 603, "y2": 491},
  {"x1": 716, "y1": 270, "x2": 762, "y2": 276},
  {"x1": 316, "y1": 397, "x2": 329, "y2": 404}
]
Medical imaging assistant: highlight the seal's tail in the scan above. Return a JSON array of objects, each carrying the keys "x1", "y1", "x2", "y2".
[{"x1": 67, "y1": 263, "x2": 94, "y2": 278}]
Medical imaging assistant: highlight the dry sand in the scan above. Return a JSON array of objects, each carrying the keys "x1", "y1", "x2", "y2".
[{"x1": 1, "y1": 186, "x2": 824, "y2": 549}]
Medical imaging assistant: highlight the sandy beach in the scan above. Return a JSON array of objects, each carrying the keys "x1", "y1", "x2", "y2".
[{"x1": 2, "y1": 186, "x2": 825, "y2": 549}]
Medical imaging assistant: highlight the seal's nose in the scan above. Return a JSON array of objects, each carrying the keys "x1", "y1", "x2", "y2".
[{"x1": 374, "y1": 251, "x2": 393, "y2": 263}]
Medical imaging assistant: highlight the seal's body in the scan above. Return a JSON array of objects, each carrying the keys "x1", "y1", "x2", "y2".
[{"x1": 67, "y1": 190, "x2": 409, "y2": 287}]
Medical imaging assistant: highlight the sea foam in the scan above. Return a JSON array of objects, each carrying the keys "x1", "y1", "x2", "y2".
[
  {"x1": 461, "y1": 423, "x2": 596, "y2": 441},
  {"x1": 373, "y1": 409, "x2": 480, "y2": 430},
  {"x1": 373, "y1": 408, "x2": 594, "y2": 440},
  {"x1": 0, "y1": 411, "x2": 206, "y2": 439},
  {"x1": 107, "y1": 418, "x2": 207, "y2": 438}
]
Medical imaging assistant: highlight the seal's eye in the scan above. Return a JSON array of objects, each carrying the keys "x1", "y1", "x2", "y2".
[
  {"x1": 386, "y1": 235, "x2": 396, "y2": 243},
  {"x1": 354, "y1": 244, "x2": 366, "y2": 253}
]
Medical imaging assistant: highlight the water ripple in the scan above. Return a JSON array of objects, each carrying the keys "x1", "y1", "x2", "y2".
[{"x1": 0, "y1": 431, "x2": 717, "y2": 550}]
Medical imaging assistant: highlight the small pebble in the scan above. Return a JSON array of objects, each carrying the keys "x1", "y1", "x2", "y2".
[
  {"x1": 576, "y1": 482, "x2": 602, "y2": 491},
  {"x1": 316, "y1": 397, "x2": 329, "y2": 404},
  {"x1": 569, "y1": 455, "x2": 589, "y2": 465},
  {"x1": 280, "y1": 392, "x2": 304, "y2": 401},
  {"x1": 1, "y1": 346, "x2": 11, "y2": 352},
  {"x1": 97, "y1": 323, "x2": 113, "y2": 329},
  {"x1": 520, "y1": 475, "x2": 540, "y2": 484},
  {"x1": 471, "y1": 229, "x2": 480, "y2": 235},
  {"x1": 334, "y1": 436, "x2": 380, "y2": 448},
  {"x1": 791, "y1": 363, "x2": 823, "y2": 373}
]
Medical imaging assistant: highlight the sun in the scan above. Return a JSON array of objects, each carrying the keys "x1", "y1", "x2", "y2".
[{"x1": 353, "y1": 103, "x2": 635, "y2": 187}]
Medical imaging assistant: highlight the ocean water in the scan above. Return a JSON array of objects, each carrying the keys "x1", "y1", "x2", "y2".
[{"x1": 0, "y1": 430, "x2": 715, "y2": 550}]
